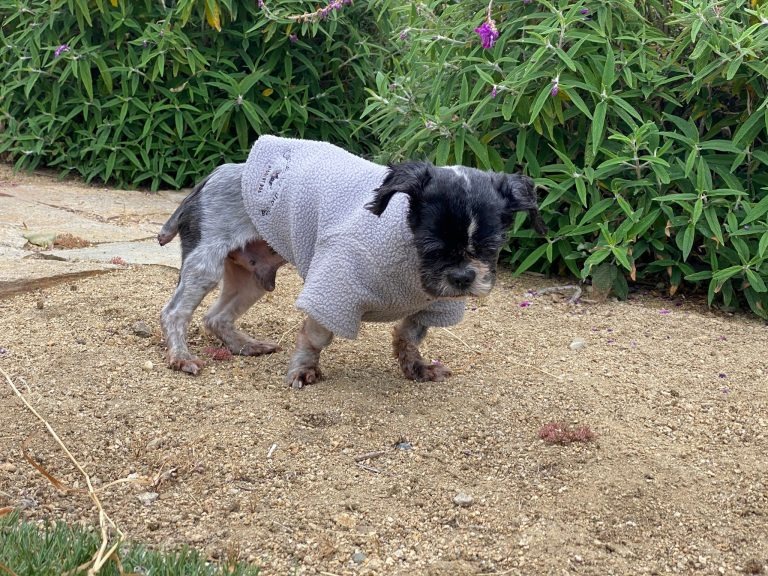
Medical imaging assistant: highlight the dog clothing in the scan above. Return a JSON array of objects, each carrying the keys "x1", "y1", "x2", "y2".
[{"x1": 240, "y1": 135, "x2": 465, "y2": 339}]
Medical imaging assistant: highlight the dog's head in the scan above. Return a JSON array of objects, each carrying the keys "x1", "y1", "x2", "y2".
[{"x1": 366, "y1": 161, "x2": 546, "y2": 299}]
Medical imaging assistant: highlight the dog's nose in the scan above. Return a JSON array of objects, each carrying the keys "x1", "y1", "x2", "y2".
[{"x1": 448, "y1": 268, "x2": 476, "y2": 290}]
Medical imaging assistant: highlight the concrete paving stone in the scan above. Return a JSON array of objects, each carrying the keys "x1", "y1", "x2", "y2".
[
  {"x1": 42, "y1": 238, "x2": 182, "y2": 269},
  {"x1": 0, "y1": 195, "x2": 169, "y2": 244},
  {"x1": 0, "y1": 167, "x2": 187, "y2": 221}
]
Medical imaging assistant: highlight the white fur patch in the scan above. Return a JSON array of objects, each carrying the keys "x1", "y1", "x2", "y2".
[
  {"x1": 448, "y1": 166, "x2": 470, "y2": 185},
  {"x1": 467, "y1": 216, "x2": 478, "y2": 252}
]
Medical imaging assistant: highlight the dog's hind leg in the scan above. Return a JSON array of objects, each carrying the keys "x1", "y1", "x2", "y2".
[
  {"x1": 392, "y1": 315, "x2": 452, "y2": 382},
  {"x1": 203, "y1": 256, "x2": 281, "y2": 356},
  {"x1": 161, "y1": 253, "x2": 224, "y2": 375},
  {"x1": 285, "y1": 317, "x2": 334, "y2": 389}
]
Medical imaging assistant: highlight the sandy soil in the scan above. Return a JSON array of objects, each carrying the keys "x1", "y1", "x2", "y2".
[{"x1": 1, "y1": 264, "x2": 767, "y2": 576}]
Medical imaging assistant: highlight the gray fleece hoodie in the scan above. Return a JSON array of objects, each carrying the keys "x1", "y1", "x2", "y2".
[{"x1": 241, "y1": 135, "x2": 465, "y2": 339}]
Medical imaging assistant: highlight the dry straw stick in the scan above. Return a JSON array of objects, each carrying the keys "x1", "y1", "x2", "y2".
[{"x1": 1, "y1": 367, "x2": 124, "y2": 576}]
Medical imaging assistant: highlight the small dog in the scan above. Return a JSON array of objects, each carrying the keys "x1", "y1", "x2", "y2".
[{"x1": 159, "y1": 135, "x2": 545, "y2": 388}]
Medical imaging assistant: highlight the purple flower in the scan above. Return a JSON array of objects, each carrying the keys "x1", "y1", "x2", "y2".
[
  {"x1": 399, "y1": 30, "x2": 409, "y2": 41},
  {"x1": 490, "y1": 85, "x2": 498, "y2": 98},
  {"x1": 550, "y1": 82, "x2": 559, "y2": 97},
  {"x1": 718, "y1": 373, "x2": 727, "y2": 379},
  {"x1": 289, "y1": 33, "x2": 298, "y2": 43},
  {"x1": 580, "y1": 8, "x2": 589, "y2": 15},
  {"x1": 523, "y1": 0, "x2": 532, "y2": 4},
  {"x1": 519, "y1": 300, "x2": 531, "y2": 308},
  {"x1": 474, "y1": 19, "x2": 500, "y2": 49},
  {"x1": 659, "y1": 308, "x2": 670, "y2": 315},
  {"x1": 257, "y1": 0, "x2": 264, "y2": 8},
  {"x1": 54, "y1": 44, "x2": 70, "y2": 57}
]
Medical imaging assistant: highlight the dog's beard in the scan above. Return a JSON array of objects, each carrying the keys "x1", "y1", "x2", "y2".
[{"x1": 422, "y1": 260, "x2": 495, "y2": 299}]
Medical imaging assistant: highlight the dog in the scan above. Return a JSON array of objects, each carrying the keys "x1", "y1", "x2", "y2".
[{"x1": 158, "y1": 135, "x2": 545, "y2": 388}]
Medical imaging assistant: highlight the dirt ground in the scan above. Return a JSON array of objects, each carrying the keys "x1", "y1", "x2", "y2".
[{"x1": 1, "y1": 261, "x2": 768, "y2": 575}]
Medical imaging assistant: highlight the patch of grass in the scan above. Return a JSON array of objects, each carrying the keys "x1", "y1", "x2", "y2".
[{"x1": 0, "y1": 513, "x2": 259, "y2": 576}]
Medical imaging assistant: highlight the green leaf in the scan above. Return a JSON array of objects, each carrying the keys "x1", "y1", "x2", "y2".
[
  {"x1": 514, "y1": 242, "x2": 549, "y2": 275},
  {"x1": 704, "y1": 208, "x2": 724, "y2": 245},
  {"x1": 685, "y1": 270, "x2": 713, "y2": 282},
  {"x1": 746, "y1": 269, "x2": 767, "y2": 293},
  {"x1": 732, "y1": 237, "x2": 750, "y2": 263},
  {"x1": 742, "y1": 194, "x2": 768, "y2": 226},
  {"x1": 733, "y1": 108, "x2": 766, "y2": 146},
  {"x1": 759, "y1": 232, "x2": 768, "y2": 258},
  {"x1": 692, "y1": 197, "x2": 703, "y2": 225},
  {"x1": 465, "y1": 133, "x2": 489, "y2": 169},
  {"x1": 611, "y1": 246, "x2": 632, "y2": 271},
  {"x1": 726, "y1": 56, "x2": 743, "y2": 81},
  {"x1": 529, "y1": 84, "x2": 552, "y2": 125},
  {"x1": 79, "y1": 59, "x2": 93, "y2": 101},
  {"x1": 681, "y1": 223, "x2": 695, "y2": 261},
  {"x1": 602, "y1": 44, "x2": 615, "y2": 89},
  {"x1": 591, "y1": 101, "x2": 607, "y2": 157},
  {"x1": 582, "y1": 248, "x2": 612, "y2": 277},
  {"x1": 712, "y1": 265, "x2": 743, "y2": 283},
  {"x1": 579, "y1": 198, "x2": 614, "y2": 226},
  {"x1": 455, "y1": 129, "x2": 465, "y2": 165}
]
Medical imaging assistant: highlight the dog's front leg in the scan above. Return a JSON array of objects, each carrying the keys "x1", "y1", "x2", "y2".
[
  {"x1": 392, "y1": 315, "x2": 452, "y2": 382},
  {"x1": 285, "y1": 317, "x2": 334, "y2": 389}
]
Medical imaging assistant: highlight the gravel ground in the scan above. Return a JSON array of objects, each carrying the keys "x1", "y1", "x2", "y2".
[{"x1": 1, "y1": 264, "x2": 767, "y2": 576}]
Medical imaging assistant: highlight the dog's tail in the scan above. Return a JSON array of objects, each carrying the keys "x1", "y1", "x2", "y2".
[{"x1": 157, "y1": 174, "x2": 211, "y2": 246}]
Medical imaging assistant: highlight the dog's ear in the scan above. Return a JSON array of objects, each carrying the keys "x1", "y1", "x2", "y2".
[
  {"x1": 366, "y1": 162, "x2": 432, "y2": 216},
  {"x1": 494, "y1": 173, "x2": 547, "y2": 234}
]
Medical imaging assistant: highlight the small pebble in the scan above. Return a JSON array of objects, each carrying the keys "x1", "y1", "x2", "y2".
[
  {"x1": 352, "y1": 551, "x2": 366, "y2": 564},
  {"x1": 453, "y1": 492, "x2": 474, "y2": 507},
  {"x1": 569, "y1": 338, "x2": 586, "y2": 350},
  {"x1": 0, "y1": 462, "x2": 17, "y2": 473},
  {"x1": 36, "y1": 299, "x2": 44, "y2": 310},
  {"x1": 142, "y1": 360, "x2": 154, "y2": 371},
  {"x1": 137, "y1": 492, "x2": 159, "y2": 506},
  {"x1": 132, "y1": 321, "x2": 152, "y2": 338}
]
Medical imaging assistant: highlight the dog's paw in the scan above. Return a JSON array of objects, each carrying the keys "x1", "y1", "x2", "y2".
[
  {"x1": 402, "y1": 360, "x2": 452, "y2": 382},
  {"x1": 168, "y1": 353, "x2": 205, "y2": 375},
  {"x1": 235, "y1": 340, "x2": 281, "y2": 356},
  {"x1": 285, "y1": 366, "x2": 323, "y2": 389}
]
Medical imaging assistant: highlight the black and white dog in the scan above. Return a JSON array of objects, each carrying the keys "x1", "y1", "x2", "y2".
[{"x1": 158, "y1": 136, "x2": 545, "y2": 388}]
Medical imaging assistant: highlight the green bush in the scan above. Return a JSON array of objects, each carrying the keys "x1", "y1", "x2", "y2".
[
  {"x1": 364, "y1": 0, "x2": 768, "y2": 317},
  {"x1": 0, "y1": 0, "x2": 390, "y2": 189}
]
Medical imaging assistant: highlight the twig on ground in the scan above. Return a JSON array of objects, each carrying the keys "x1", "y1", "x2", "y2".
[
  {"x1": 532, "y1": 284, "x2": 583, "y2": 304},
  {"x1": 440, "y1": 327, "x2": 480, "y2": 353},
  {"x1": 354, "y1": 450, "x2": 385, "y2": 462},
  {"x1": 267, "y1": 443, "x2": 278, "y2": 458},
  {"x1": 2, "y1": 367, "x2": 123, "y2": 576},
  {"x1": 355, "y1": 462, "x2": 381, "y2": 474}
]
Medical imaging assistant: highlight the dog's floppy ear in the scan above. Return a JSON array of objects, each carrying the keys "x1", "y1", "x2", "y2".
[
  {"x1": 366, "y1": 162, "x2": 432, "y2": 216},
  {"x1": 494, "y1": 173, "x2": 547, "y2": 234}
]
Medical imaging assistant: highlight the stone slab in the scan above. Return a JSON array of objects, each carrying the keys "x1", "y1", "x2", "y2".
[
  {"x1": 0, "y1": 170, "x2": 187, "y2": 222},
  {"x1": 42, "y1": 238, "x2": 182, "y2": 269}
]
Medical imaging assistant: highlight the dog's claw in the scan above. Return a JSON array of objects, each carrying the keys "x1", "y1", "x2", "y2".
[
  {"x1": 235, "y1": 341, "x2": 281, "y2": 356},
  {"x1": 403, "y1": 361, "x2": 452, "y2": 382},
  {"x1": 285, "y1": 366, "x2": 322, "y2": 389},
  {"x1": 168, "y1": 353, "x2": 205, "y2": 375}
]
